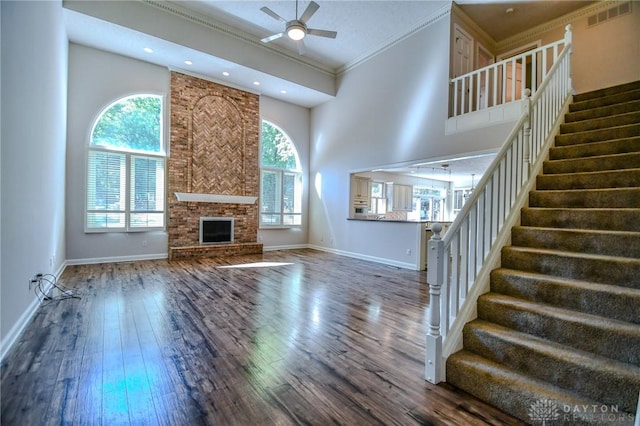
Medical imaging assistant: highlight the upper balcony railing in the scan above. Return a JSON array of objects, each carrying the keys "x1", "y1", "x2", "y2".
[
  {"x1": 450, "y1": 35, "x2": 569, "y2": 118},
  {"x1": 426, "y1": 26, "x2": 574, "y2": 384}
]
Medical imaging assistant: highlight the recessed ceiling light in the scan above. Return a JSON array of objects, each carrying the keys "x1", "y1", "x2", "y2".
[
  {"x1": 253, "y1": 81, "x2": 260, "y2": 86},
  {"x1": 143, "y1": 47, "x2": 153, "y2": 53},
  {"x1": 280, "y1": 90, "x2": 287, "y2": 94},
  {"x1": 184, "y1": 60, "x2": 193, "y2": 65},
  {"x1": 222, "y1": 71, "x2": 230, "y2": 76}
]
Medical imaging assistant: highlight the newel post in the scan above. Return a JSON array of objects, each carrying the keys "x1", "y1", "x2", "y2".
[
  {"x1": 523, "y1": 88, "x2": 532, "y2": 177},
  {"x1": 425, "y1": 223, "x2": 444, "y2": 384},
  {"x1": 565, "y1": 24, "x2": 574, "y2": 95}
]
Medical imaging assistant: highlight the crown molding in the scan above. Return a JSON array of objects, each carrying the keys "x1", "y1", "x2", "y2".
[
  {"x1": 142, "y1": 0, "x2": 336, "y2": 77},
  {"x1": 496, "y1": 0, "x2": 621, "y2": 52},
  {"x1": 338, "y1": 3, "x2": 452, "y2": 75}
]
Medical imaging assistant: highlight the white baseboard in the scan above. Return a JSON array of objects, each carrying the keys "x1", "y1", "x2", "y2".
[
  {"x1": 66, "y1": 253, "x2": 168, "y2": 266},
  {"x1": 262, "y1": 244, "x2": 309, "y2": 251},
  {"x1": 0, "y1": 261, "x2": 66, "y2": 362},
  {"x1": 307, "y1": 244, "x2": 417, "y2": 270}
]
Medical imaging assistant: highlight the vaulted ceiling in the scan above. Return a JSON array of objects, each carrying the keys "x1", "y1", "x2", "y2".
[{"x1": 64, "y1": 0, "x2": 594, "y2": 108}]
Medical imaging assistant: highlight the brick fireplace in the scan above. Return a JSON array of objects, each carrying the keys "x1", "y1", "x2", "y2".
[{"x1": 167, "y1": 72, "x2": 262, "y2": 260}]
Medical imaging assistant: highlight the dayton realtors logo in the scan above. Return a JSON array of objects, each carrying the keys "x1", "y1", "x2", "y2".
[
  {"x1": 528, "y1": 399, "x2": 636, "y2": 425},
  {"x1": 528, "y1": 399, "x2": 560, "y2": 425}
]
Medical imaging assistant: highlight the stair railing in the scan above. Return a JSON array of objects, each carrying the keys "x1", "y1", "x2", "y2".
[
  {"x1": 450, "y1": 29, "x2": 570, "y2": 118},
  {"x1": 425, "y1": 25, "x2": 574, "y2": 384}
]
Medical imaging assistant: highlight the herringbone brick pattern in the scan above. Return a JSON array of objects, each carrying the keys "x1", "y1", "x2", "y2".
[{"x1": 168, "y1": 72, "x2": 260, "y2": 258}]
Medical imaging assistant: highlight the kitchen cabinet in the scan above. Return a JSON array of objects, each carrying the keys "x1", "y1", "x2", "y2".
[
  {"x1": 387, "y1": 183, "x2": 413, "y2": 211},
  {"x1": 352, "y1": 176, "x2": 372, "y2": 204}
]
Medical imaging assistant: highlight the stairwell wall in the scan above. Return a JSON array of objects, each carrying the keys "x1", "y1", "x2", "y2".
[
  {"x1": 494, "y1": 1, "x2": 640, "y2": 95},
  {"x1": 309, "y1": 10, "x2": 514, "y2": 261}
]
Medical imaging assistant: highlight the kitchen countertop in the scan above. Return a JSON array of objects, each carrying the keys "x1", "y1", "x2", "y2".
[{"x1": 347, "y1": 217, "x2": 430, "y2": 224}]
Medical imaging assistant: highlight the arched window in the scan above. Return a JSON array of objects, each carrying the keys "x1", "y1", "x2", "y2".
[
  {"x1": 260, "y1": 120, "x2": 302, "y2": 227},
  {"x1": 86, "y1": 94, "x2": 165, "y2": 231}
]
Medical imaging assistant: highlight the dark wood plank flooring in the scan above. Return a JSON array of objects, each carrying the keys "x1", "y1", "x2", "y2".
[{"x1": 1, "y1": 249, "x2": 524, "y2": 425}]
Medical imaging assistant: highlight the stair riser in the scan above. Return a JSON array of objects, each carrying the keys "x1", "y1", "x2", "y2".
[
  {"x1": 530, "y1": 188, "x2": 640, "y2": 208},
  {"x1": 565, "y1": 100, "x2": 640, "y2": 123},
  {"x1": 501, "y1": 248, "x2": 640, "y2": 289},
  {"x1": 477, "y1": 296, "x2": 640, "y2": 364},
  {"x1": 462, "y1": 324, "x2": 640, "y2": 412},
  {"x1": 511, "y1": 227, "x2": 640, "y2": 258},
  {"x1": 555, "y1": 124, "x2": 640, "y2": 146},
  {"x1": 544, "y1": 152, "x2": 640, "y2": 174},
  {"x1": 571, "y1": 88, "x2": 640, "y2": 111},
  {"x1": 490, "y1": 269, "x2": 640, "y2": 324},
  {"x1": 521, "y1": 208, "x2": 640, "y2": 232},
  {"x1": 561, "y1": 111, "x2": 640, "y2": 134},
  {"x1": 536, "y1": 169, "x2": 640, "y2": 190},
  {"x1": 549, "y1": 138, "x2": 640, "y2": 161}
]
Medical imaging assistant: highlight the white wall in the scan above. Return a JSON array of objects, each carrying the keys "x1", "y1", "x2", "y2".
[
  {"x1": 66, "y1": 44, "x2": 169, "y2": 263},
  {"x1": 1, "y1": 0, "x2": 68, "y2": 355},
  {"x1": 259, "y1": 96, "x2": 311, "y2": 249},
  {"x1": 309, "y1": 12, "x2": 512, "y2": 260}
]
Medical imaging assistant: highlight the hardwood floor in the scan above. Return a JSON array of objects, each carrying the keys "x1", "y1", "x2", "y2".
[{"x1": 1, "y1": 249, "x2": 524, "y2": 425}]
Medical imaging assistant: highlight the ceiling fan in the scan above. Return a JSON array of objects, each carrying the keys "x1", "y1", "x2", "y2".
[{"x1": 259, "y1": 0, "x2": 337, "y2": 55}]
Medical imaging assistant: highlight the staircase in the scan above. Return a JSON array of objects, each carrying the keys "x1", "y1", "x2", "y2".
[{"x1": 446, "y1": 81, "x2": 640, "y2": 425}]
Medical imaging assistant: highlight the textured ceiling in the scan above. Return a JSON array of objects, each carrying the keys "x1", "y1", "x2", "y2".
[{"x1": 170, "y1": 1, "x2": 450, "y2": 71}]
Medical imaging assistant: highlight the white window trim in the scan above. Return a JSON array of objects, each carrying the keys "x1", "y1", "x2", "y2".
[
  {"x1": 85, "y1": 94, "x2": 166, "y2": 233},
  {"x1": 259, "y1": 166, "x2": 303, "y2": 228}
]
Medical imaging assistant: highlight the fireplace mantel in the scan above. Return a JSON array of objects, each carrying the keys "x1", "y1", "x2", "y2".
[{"x1": 174, "y1": 192, "x2": 258, "y2": 204}]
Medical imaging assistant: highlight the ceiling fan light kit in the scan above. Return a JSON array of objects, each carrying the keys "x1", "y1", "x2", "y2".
[
  {"x1": 287, "y1": 22, "x2": 306, "y2": 41},
  {"x1": 260, "y1": 0, "x2": 337, "y2": 54}
]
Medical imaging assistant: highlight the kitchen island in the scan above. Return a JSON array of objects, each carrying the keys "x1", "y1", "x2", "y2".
[{"x1": 346, "y1": 217, "x2": 435, "y2": 270}]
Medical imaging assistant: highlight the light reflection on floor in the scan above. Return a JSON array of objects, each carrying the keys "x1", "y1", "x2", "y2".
[{"x1": 217, "y1": 261, "x2": 294, "y2": 269}]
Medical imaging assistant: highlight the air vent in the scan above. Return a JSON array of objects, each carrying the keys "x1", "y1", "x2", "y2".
[{"x1": 588, "y1": 1, "x2": 632, "y2": 27}]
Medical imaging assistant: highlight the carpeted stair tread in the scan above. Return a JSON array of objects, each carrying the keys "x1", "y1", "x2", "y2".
[
  {"x1": 462, "y1": 320, "x2": 640, "y2": 412},
  {"x1": 501, "y1": 246, "x2": 640, "y2": 288},
  {"x1": 511, "y1": 226, "x2": 640, "y2": 258},
  {"x1": 536, "y1": 168, "x2": 640, "y2": 189},
  {"x1": 446, "y1": 351, "x2": 635, "y2": 426},
  {"x1": 529, "y1": 187, "x2": 640, "y2": 208},
  {"x1": 490, "y1": 268, "x2": 640, "y2": 324},
  {"x1": 565, "y1": 99, "x2": 640, "y2": 123},
  {"x1": 555, "y1": 123, "x2": 640, "y2": 146},
  {"x1": 549, "y1": 137, "x2": 640, "y2": 161},
  {"x1": 477, "y1": 293, "x2": 640, "y2": 365},
  {"x1": 543, "y1": 152, "x2": 640, "y2": 174},
  {"x1": 570, "y1": 87, "x2": 640, "y2": 112},
  {"x1": 573, "y1": 81, "x2": 640, "y2": 103},
  {"x1": 560, "y1": 110, "x2": 640, "y2": 134},
  {"x1": 521, "y1": 207, "x2": 640, "y2": 232}
]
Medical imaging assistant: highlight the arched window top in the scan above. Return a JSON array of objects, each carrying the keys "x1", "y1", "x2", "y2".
[
  {"x1": 261, "y1": 120, "x2": 300, "y2": 171},
  {"x1": 90, "y1": 94, "x2": 163, "y2": 154}
]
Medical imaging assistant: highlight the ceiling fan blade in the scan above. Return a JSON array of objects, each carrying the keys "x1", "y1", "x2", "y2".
[
  {"x1": 295, "y1": 39, "x2": 307, "y2": 55},
  {"x1": 261, "y1": 32, "x2": 284, "y2": 43},
  {"x1": 299, "y1": 1, "x2": 319, "y2": 24},
  {"x1": 307, "y1": 28, "x2": 337, "y2": 39},
  {"x1": 260, "y1": 6, "x2": 287, "y2": 23}
]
